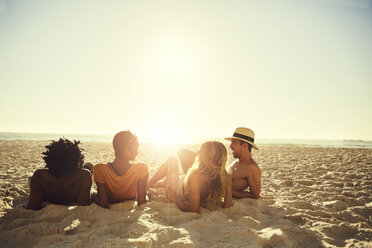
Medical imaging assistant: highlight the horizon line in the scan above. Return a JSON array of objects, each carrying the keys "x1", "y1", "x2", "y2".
[{"x1": 0, "y1": 131, "x2": 371, "y2": 142}]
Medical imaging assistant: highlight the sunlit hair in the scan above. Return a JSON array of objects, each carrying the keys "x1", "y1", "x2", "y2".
[
  {"x1": 184, "y1": 141, "x2": 230, "y2": 209},
  {"x1": 42, "y1": 138, "x2": 85, "y2": 177}
]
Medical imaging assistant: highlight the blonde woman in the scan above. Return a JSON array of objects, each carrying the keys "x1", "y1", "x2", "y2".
[{"x1": 148, "y1": 141, "x2": 232, "y2": 213}]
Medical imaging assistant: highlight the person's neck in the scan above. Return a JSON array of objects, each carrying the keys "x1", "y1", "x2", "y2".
[
  {"x1": 111, "y1": 157, "x2": 131, "y2": 176},
  {"x1": 238, "y1": 152, "x2": 252, "y2": 163},
  {"x1": 113, "y1": 157, "x2": 130, "y2": 168}
]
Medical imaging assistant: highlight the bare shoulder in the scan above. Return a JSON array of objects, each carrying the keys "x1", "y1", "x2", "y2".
[
  {"x1": 248, "y1": 162, "x2": 261, "y2": 179},
  {"x1": 240, "y1": 160, "x2": 261, "y2": 174},
  {"x1": 191, "y1": 172, "x2": 210, "y2": 185},
  {"x1": 77, "y1": 168, "x2": 92, "y2": 176},
  {"x1": 188, "y1": 172, "x2": 203, "y2": 184},
  {"x1": 93, "y1": 163, "x2": 107, "y2": 173},
  {"x1": 29, "y1": 169, "x2": 55, "y2": 190},
  {"x1": 32, "y1": 168, "x2": 53, "y2": 180},
  {"x1": 188, "y1": 173, "x2": 204, "y2": 194},
  {"x1": 33, "y1": 168, "x2": 48, "y2": 175},
  {"x1": 75, "y1": 168, "x2": 92, "y2": 182}
]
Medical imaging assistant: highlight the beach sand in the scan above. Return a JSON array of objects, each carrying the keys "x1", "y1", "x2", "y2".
[{"x1": 0, "y1": 140, "x2": 371, "y2": 247}]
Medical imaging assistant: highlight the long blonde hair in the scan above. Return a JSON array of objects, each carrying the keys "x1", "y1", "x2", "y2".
[{"x1": 184, "y1": 141, "x2": 230, "y2": 208}]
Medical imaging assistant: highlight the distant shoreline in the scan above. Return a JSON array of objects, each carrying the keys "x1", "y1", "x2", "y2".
[{"x1": 0, "y1": 132, "x2": 371, "y2": 149}]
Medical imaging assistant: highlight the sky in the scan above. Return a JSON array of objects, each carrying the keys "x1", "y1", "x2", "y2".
[{"x1": 0, "y1": 0, "x2": 371, "y2": 143}]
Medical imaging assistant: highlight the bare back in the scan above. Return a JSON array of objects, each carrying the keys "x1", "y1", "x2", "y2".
[
  {"x1": 184, "y1": 172, "x2": 213, "y2": 205},
  {"x1": 27, "y1": 168, "x2": 92, "y2": 210}
]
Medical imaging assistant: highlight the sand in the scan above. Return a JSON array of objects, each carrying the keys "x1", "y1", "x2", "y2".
[{"x1": 0, "y1": 140, "x2": 371, "y2": 247}]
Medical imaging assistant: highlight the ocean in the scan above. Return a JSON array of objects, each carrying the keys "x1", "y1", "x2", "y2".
[{"x1": 0, "y1": 132, "x2": 371, "y2": 148}]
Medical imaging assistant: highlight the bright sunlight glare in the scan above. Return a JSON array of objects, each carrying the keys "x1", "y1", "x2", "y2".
[
  {"x1": 153, "y1": 129, "x2": 191, "y2": 145},
  {"x1": 148, "y1": 123, "x2": 191, "y2": 144}
]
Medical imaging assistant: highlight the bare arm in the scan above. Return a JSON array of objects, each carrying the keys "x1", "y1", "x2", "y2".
[
  {"x1": 27, "y1": 171, "x2": 43, "y2": 210},
  {"x1": 137, "y1": 174, "x2": 148, "y2": 206},
  {"x1": 186, "y1": 174, "x2": 200, "y2": 213},
  {"x1": 77, "y1": 171, "x2": 92, "y2": 206},
  {"x1": 232, "y1": 190, "x2": 258, "y2": 199},
  {"x1": 96, "y1": 182, "x2": 109, "y2": 208},
  {"x1": 147, "y1": 161, "x2": 167, "y2": 189},
  {"x1": 223, "y1": 175, "x2": 233, "y2": 208}
]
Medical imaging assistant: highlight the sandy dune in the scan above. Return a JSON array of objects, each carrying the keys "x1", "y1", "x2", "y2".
[{"x1": 0, "y1": 141, "x2": 371, "y2": 247}]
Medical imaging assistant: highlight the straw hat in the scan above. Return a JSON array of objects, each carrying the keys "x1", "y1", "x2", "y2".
[{"x1": 225, "y1": 127, "x2": 259, "y2": 150}]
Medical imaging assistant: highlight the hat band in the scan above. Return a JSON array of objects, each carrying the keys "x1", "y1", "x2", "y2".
[{"x1": 233, "y1": 132, "x2": 254, "y2": 143}]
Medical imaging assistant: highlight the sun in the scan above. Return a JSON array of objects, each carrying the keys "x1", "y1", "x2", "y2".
[
  {"x1": 153, "y1": 130, "x2": 176, "y2": 144},
  {"x1": 146, "y1": 124, "x2": 191, "y2": 145},
  {"x1": 154, "y1": 128, "x2": 190, "y2": 144}
]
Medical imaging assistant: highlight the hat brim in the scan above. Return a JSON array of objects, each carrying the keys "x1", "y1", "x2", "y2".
[{"x1": 224, "y1": 137, "x2": 259, "y2": 150}]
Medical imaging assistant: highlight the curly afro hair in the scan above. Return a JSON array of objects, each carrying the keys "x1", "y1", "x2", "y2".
[{"x1": 42, "y1": 138, "x2": 85, "y2": 177}]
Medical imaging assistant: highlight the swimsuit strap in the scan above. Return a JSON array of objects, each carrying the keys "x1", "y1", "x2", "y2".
[{"x1": 107, "y1": 162, "x2": 120, "y2": 176}]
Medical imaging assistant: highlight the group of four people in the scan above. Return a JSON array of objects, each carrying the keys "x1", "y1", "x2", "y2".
[{"x1": 27, "y1": 127, "x2": 261, "y2": 213}]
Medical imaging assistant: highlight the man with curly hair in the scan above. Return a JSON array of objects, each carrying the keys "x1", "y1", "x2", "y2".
[{"x1": 27, "y1": 138, "x2": 92, "y2": 210}]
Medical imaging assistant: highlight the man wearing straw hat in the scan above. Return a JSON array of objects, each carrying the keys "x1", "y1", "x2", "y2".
[{"x1": 225, "y1": 127, "x2": 261, "y2": 199}]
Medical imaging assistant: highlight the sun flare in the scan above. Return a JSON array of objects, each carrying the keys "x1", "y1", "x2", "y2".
[
  {"x1": 153, "y1": 128, "x2": 190, "y2": 144},
  {"x1": 145, "y1": 122, "x2": 190, "y2": 145}
]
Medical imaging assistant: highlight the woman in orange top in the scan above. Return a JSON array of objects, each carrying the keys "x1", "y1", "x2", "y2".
[{"x1": 93, "y1": 131, "x2": 148, "y2": 208}]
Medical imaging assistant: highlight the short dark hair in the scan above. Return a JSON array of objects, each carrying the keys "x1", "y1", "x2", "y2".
[
  {"x1": 42, "y1": 138, "x2": 85, "y2": 177},
  {"x1": 239, "y1": 140, "x2": 252, "y2": 152},
  {"x1": 113, "y1": 131, "x2": 138, "y2": 158}
]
